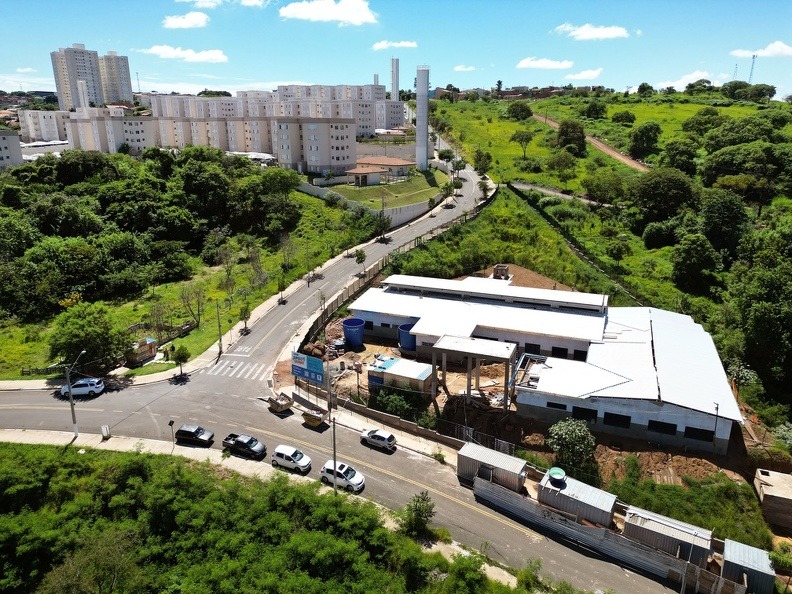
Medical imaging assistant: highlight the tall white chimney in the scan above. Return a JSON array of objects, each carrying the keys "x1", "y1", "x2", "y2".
[{"x1": 415, "y1": 65, "x2": 429, "y2": 171}]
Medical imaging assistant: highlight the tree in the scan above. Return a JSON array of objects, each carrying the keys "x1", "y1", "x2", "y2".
[
  {"x1": 611, "y1": 110, "x2": 636, "y2": 125},
  {"x1": 506, "y1": 101, "x2": 532, "y2": 121},
  {"x1": 628, "y1": 121, "x2": 661, "y2": 158},
  {"x1": 180, "y1": 282, "x2": 206, "y2": 327},
  {"x1": 472, "y1": 148, "x2": 492, "y2": 176},
  {"x1": 437, "y1": 148, "x2": 454, "y2": 173},
  {"x1": 670, "y1": 233, "x2": 719, "y2": 293},
  {"x1": 681, "y1": 107, "x2": 728, "y2": 137},
  {"x1": 172, "y1": 344, "x2": 191, "y2": 376},
  {"x1": 495, "y1": 80, "x2": 503, "y2": 97},
  {"x1": 579, "y1": 99, "x2": 606, "y2": 119},
  {"x1": 477, "y1": 180, "x2": 490, "y2": 201},
  {"x1": 582, "y1": 169, "x2": 625, "y2": 204},
  {"x1": 397, "y1": 491, "x2": 435, "y2": 537},
  {"x1": 659, "y1": 138, "x2": 698, "y2": 176},
  {"x1": 637, "y1": 82, "x2": 655, "y2": 97},
  {"x1": 354, "y1": 248, "x2": 366, "y2": 276},
  {"x1": 49, "y1": 302, "x2": 132, "y2": 374},
  {"x1": 441, "y1": 554, "x2": 487, "y2": 594},
  {"x1": 629, "y1": 167, "x2": 697, "y2": 223},
  {"x1": 606, "y1": 234, "x2": 632, "y2": 264},
  {"x1": 510, "y1": 129, "x2": 536, "y2": 159},
  {"x1": 451, "y1": 157, "x2": 467, "y2": 179},
  {"x1": 239, "y1": 301, "x2": 251, "y2": 334},
  {"x1": 720, "y1": 80, "x2": 750, "y2": 99},
  {"x1": 554, "y1": 119, "x2": 586, "y2": 157},
  {"x1": 545, "y1": 419, "x2": 597, "y2": 479},
  {"x1": 713, "y1": 174, "x2": 775, "y2": 217},
  {"x1": 546, "y1": 150, "x2": 577, "y2": 187},
  {"x1": 698, "y1": 188, "x2": 748, "y2": 258}
]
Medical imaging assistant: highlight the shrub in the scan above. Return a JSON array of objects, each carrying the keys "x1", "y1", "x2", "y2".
[
  {"x1": 537, "y1": 196, "x2": 563, "y2": 208},
  {"x1": 514, "y1": 156, "x2": 543, "y2": 173},
  {"x1": 642, "y1": 221, "x2": 676, "y2": 249},
  {"x1": 546, "y1": 204, "x2": 586, "y2": 222}
]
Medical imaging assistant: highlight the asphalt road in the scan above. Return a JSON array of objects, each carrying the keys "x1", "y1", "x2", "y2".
[{"x1": 0, "y1": 139, "x2": 673, "y2": 593}]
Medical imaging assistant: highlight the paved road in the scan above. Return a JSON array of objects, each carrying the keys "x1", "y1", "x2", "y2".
[{"x1": 0, "y1": 136, "x2": 672, "y2": 593}]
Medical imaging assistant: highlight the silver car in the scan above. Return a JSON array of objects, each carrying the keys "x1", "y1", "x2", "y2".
[
  {"x1": 319, "y1": 460, "x2": 365, "y2": 492},
  {"x1": 360, "y1": 428, "x2": 397, "y2": 451}
]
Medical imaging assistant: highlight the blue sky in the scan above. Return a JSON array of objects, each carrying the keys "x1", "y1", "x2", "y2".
[{"x1": 4, "y1": 0, "x2": 791, "y2": 99}]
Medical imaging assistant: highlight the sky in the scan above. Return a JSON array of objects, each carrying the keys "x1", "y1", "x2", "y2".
[{"x1": 3, "y1": 0, "x2": 791, "y2": 99}]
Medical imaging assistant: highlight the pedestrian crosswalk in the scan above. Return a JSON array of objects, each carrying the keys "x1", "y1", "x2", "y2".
[{"x1": 196, "y1": 359, "x2": 271, "y2": 382}]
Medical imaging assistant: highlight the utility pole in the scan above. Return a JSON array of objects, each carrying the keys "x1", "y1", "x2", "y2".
[
  {"x1": 713, "y1": 402, "x2": 720, "y2": 453},
  {"x1": 216, "y1": 301, "x2": 222, "y2": 354},
  {"x1": 64, "y1": 349, "x2": 86, "y2": 439},
  {"x1": 332, "y1": 417, "x2": 337, "y2": 496}
]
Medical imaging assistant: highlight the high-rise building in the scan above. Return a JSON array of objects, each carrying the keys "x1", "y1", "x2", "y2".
[
  {"x1": 415, "y1": 66, "x2": 429, "y2": 171},
  {"x1": 51, "y1": 43, "x2": 132, "y2": 111},
  {"x1": 99, "y1": 51, "x2": 133, "y2": 105}
]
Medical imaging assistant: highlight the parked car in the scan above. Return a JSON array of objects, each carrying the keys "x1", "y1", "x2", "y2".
[
  {"x1": 271, "y1": 444, "x2": 312, "y2": 474},
  {"x1": 174, "y1": 424, "x2": 214, "y2": 447},
  {"x1": 222, "y1": 433, "x2": 266, "y2": 459},
  {"x1": 60, "y1": 377, "x2": 105, "y2": 397},
  {"x1": 319, "y1": 460, "x2": 365, "y2": 492},
  {"x1": 360, "y1": 428, "x2": 397, "y2": 451}
]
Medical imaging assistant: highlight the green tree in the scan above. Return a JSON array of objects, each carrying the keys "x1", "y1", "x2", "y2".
[
  {"x1": 239, "y1": 301, "x2": 251, "y2": 334},
  {"x1": 506, "y1": 101, "x2": 532, "y2": 121},
  {"x1": 703, "y1": 114, "x2": 780, "y2": 153},
  {"x1": 509, "y1": 129, "x2": 536, "y2": 159},
  {"x1": 546, "y1": 419, "x2": 597, "y2": 478},
  {"x1": 495, "y1": 80, "x2": 503, "y2": 97},
  {"x1": 554, "y1": 119, "x2": 586, "y2": 157},
  {"x1": 441, "y1": 554, "x2": 487, "y2": 594},
  {"x1": 172, "y1": 344, "x2": 191, "y2": 376},
  {"x1": 698, "y1": 188, "x2": 748, "y2": 258},
  {"x1": 670, "y1": 233, "x2": 719, "y2": 293},
  {"x1": 472, "y1": 148, "x2": 492, "y2": 176},
  {"x1": 628, "y1": 121, "x2": 661, "y2": 158},
  {"x1": 659, "y1": 138, "x2": 698, "y2": 176},
  {"x1": 477, "y1": 180, "x2": 490, "y2": 200},
  {"x1": 681, "y1": 107, "x2": 728, "y2": 137},
  {"x1": 582, "y1": 169, "x2": 625, "y2": 204},
  {"x1": 579, "y1": 99, "x2": 607, "y2": 119},
  {"x1": 546, "y1": 150, "x2": 577, "y2": 187},
  {"x1": 451, "y1": 157, "x2": 467, "y2": 179},
  {"x1": 713, "y1": 174, "x2": 775, "y2": 217},
  {"x1": 355, "y1": 248, "x2": 367, "y2": 276},
  {"x1": 397, "y1": 491, "x2": 436, "y2": 537},
  {"x1": 720, "y1": 80, "x2": 750, "y2": 99},
  {"x1": 606, "y1": 234, "x2": 632, "y2": 264},
  {"x1": 629, "y1": 167, "x2": 697, "y2": 224},
  {"x1": 636, "y1": 82, "x2": 655, "y2": 97},
  {"x1": 49, "y1": 302, "x2": 132, "y2": 374},
  {"x1": 611, "y1": 110, "x2": 636, "y2": 125}
]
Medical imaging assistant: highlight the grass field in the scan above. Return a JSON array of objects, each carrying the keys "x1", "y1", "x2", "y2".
[{"x1": 329, "y1": 168, "x2": 448, "y2": 208}]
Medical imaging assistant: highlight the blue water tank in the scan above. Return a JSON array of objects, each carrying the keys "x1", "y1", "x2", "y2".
[
  {"x1": 398, "y1": 323, "x2": 416, "y2": 351},
  {"x1": 342, "y1": 318, "x2": 365, "y2": 347}
]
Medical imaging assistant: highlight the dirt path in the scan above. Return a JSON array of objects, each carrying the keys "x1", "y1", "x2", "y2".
[{"x1": 533, "y1": 114, "x2": 650, "y2": 172}]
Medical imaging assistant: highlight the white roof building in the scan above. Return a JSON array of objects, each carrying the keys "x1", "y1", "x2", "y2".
[{"x1": 349, "y1": 274, "x2": 741, "y2": 454}]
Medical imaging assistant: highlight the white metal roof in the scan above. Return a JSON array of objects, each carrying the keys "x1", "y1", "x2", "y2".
[
  {"x1": 539, "y1": 472, "x2": 617, "y2": 513},
  {"x1": 433, "y1": 335, "x2": 517, "y2": 361},
  {"x1": 625, "y1": 506, "x2": 712, "y2": 550},
  {"x1": 458, "y1": 443, "x2": 527, "y2": 475},
  {"x1": 723, "y1": 539, "x2": 775, "y2": 574},
  {"x1": 387, "y1": 358, "x2": 433, "y2": 381}
]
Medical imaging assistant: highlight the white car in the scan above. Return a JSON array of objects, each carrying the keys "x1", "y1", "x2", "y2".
[
  {"x1": 60, "y1": 377, "x2": 105, "y2": 397},
  {"x1": 319, "y1": 460, "x2": 365, "y2": 492},
  {"x1": 271, "y1": 444, "x2": 312, "y2": 474},
  {"x1": 360, "y1": 428, "x2": 397, "y2": 451}
]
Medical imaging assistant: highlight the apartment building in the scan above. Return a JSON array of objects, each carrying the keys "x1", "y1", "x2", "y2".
[
  {"x1": 51, "y1": 43, "x2": 132, "y2": 110},
  {"x1": 98, "y1": 51, "x2": 133, "y2": 105},
  {"x1": 18, "y1": 109, "x2": 70, "y2": 142},
  {"x1": 0, "y1": 131, "x2": 24, "y2": 169},
  {"x1": 66, "y1": 107, "x2": 159, "y2": 154}
]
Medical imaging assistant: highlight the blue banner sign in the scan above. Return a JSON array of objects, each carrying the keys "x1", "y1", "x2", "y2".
[{"x1": 291, "y1": 351, "x2": 324, "y2": 385}]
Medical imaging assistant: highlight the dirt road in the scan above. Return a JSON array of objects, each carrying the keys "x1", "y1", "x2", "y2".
[{"x1": 534, "y1": 114, "x2": 650, "y2": 172}]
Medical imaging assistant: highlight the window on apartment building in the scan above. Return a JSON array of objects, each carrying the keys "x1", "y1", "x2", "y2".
[
  {"x1": 573, "y1": 349, "x2": 587, "y2": 362},
  {"x1": 525, "y1": 343, "x2": 541, "y2": 355},
  {"x1": 572, "y1": 406, "x2": 597, "y2": 423},
  {"x1": 647, "y1": 420, "x2": 677, "y2": 435},
  {"x1": 603, "y1": 412, "x2": 631, "y2": 428},
  {"x1": 551, "y1": 347, "x2": 568, "y2": 359},
  {"x1": 546, "y1": 402, "x2": 567, "y2": 411}
]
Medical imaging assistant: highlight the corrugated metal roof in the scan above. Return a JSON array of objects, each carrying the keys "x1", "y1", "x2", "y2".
[
  {"x1": 723, "y1": 539, "x2": 775, "y2": 575},
  {"x1": 387, "y1": 358, "x2": 433, "y2": 381},
  {"x1": 624, "y1": 506, "x2": 711, "y2": 549},
  {"x1": 458, "y1": 443, "x2": 527, "y2": 474},
  {"x1": 434, "y1": 335, "x2": 517, "y2": 360},
  {"x1": 539, "y1": 473, "x2": 617, "y2": 513}
]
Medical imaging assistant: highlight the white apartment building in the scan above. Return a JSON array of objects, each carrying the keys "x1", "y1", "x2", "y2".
[
  {"x1": 99, "y1": 51, "x2": 133, "y2": 105},
  {"x1": 51, "y1": 44, "x2": 104, "y2": 110},
  {"x1": 66, "y1": 107, "x2": 159, "y2": 154},
  {"x1": 51, "y1": 43, "x2": 132, "y2": 111},
  {"x1": 18, "y1": 110, "x2": 70, "y2": 142},
  {"x1": 0, "y1": 131, "x2": 24, "y2": 169}
]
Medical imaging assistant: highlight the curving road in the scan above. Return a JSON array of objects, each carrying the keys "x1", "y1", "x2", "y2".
[{"x1": 0, "y1": 134, "x2": 671, "y2": 593}]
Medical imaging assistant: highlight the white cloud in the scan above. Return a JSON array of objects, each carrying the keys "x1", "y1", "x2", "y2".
[
  {"x1": 16, "y1": 67, "x2": 36, "y2": 73},
  {"x1": 634, "y1": 29, "x2": 643, "y2": 37},
  {"x1": 565, "y1": 67, "x2": 603, "y2": 81},
  {"x1": 516, "y1": 57, "x2": 573, "y2": 69},
  {"x1": 163, "y1": 11, "x2": 210, "y2": 28},
  {"x1": 454, "y1": 65, "x2": 476, "y2": 72},
  {"x1": 136, "y1": 45, "x2": 228, "y2": 63},
  {"x1": 371, "y1": 40, "x2": 417, "y2": 51},
  {"x1": 654, "y1": 70, "x2": 724, "y2": 90},
  {"x1": 240, "y1": 0, "x2": 267, "y2": 5},
  {"x1": 176, "y1": 0, "x2": 223, "y2": 8},
  {"x1": 554, "y1": 23, "x2": 629, "y2": 41},
  {"x1": 138, "y1": 77, "x2": 312, "y2": 95},
  {"x1": 0, "y1": 72, "x2": 56, "y2": 92},
  {"x1": 279, "y1": 0, "x2": 377, "y2": 26},
  {"x1": 731, "y1": 40, "x2": 792, "y2": 58}
]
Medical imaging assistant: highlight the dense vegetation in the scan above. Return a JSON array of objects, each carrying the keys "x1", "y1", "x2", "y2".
[
  {"x1": 0, "y1": 443, "x2": 598, "y2": 594},
  {"x1": 0, "y1": 147, "x2": 387, "y2": 376},
  {"x1": 425, "y1": 93, "x2": 792, "y2": 421}
]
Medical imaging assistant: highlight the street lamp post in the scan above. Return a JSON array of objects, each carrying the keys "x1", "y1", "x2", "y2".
[
  {"x1": 168, "y1": 419, "x2": 175, "y2": 451},
  {"x1": 64, "y1": 349, "x2": 86, "y2": 439}
]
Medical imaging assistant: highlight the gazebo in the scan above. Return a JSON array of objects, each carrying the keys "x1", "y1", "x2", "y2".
[{"x1": 345, "y1": 164, "x2": 388, "y2": 187}]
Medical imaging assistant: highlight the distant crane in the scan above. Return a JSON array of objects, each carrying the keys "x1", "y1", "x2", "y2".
[
  {"x1": 732, "y1": 63, "x2": 738, "y2": 80},
  {"x1": 748, "y1": 54, "x2": 757, "y2": 84}
]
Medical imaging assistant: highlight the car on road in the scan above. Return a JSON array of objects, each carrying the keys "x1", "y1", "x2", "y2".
[
  {"x1": 360, "y1": 428, "x2": 397, "y2": 451},
  {"x1": 175, "y1": 424, "x2": 214, "y2": 447},
  {"x1": 319, "y1": 460, "x2": 365, "y2": 492},
  {"x1": 222, "y1": 433, "x2": 266, "y2": 459},
  {"x1": 271, "y1": 444, "x2": 312, "y2": 474},
  {"x1": 60, "y1": 377, "x2": 105, "y2": 397}
]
